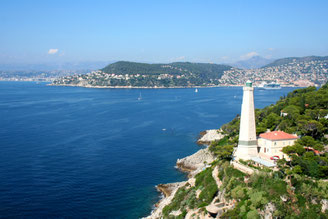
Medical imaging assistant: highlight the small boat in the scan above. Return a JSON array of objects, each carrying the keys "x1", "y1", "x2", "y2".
[
  {"x1": 138, "y1": 92, "x2": 142, "y2": 100},
  {"x1": 195, "y1": 88, "x2": 198, "y2": 93}
]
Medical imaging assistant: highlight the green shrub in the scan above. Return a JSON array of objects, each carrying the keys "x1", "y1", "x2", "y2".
[{"x1": 246, "y1": 209, "x2": 260, "y2": 219}]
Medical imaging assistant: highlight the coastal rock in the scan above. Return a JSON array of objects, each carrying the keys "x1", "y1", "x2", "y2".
[
  {"x1": 280, "y1": 195, "x2": 288, "y2": 202},
  {"x1": 322, "y1": 199, "x2": 328, "y2": 213},
  {"x1": 197, "y1": 129, "x2": 225, "y2": 145},
  {"x1": 156, "y1": 182, "x2": 186, "y2": 198},
  {"x1": 196, "y1": 189, "x2": 202, "y2": 198},
  {"x1": 185, "y1": 209, "x2": 207, "y2": 219},
  {"x1": 176, "y1": 147, "x2": 215, "y2": 177},
  {"x1": 144, "y1": 181, "x2": 187, "y2": 219},
  {"x1": 263, "y1": 202, "x2": 276, "y2": 219},
  {"x1": 188, "y1": 178, "x2": 196, "y2": 187},
  {"x1": 170, "y1": 210, "x2": 182, "y2": 217}
]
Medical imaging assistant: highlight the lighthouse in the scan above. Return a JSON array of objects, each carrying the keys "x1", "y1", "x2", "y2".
[{"x1": 235, "y1": 80, "x2": 258, "y2": 160}]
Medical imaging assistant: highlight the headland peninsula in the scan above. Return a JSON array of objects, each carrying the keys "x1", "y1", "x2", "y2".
[
  {"x1": 145, "y1": 84, "x2": 328, "y2": 218},
  {"x1": 50, "y1": 56, "x2": 328, "y2": 89}
]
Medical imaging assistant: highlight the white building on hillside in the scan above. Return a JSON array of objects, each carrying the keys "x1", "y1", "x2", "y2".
[
  {"x1": 233, "y1": 80, "x2": 298, "y2": 167},
  {"x1": 234, "y1": 80, "x2": 258, "y2": 160},
  {"x1": 258, "y1": 131, "x2": 298, "y2": 161}
]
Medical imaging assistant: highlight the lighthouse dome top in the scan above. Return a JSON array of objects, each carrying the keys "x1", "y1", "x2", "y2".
[{"x1": 245, "y1": 80, "x2": 252, "y2": 87}]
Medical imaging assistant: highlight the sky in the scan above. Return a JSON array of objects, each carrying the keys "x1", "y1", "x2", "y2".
[{"x1": 1, "y1": 0, "x2": 328, "y2": 64}]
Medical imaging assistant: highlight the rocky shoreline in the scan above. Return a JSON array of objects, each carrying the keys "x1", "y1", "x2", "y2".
[
  {"x1": 144, "y1": 129, "x2": 224, "y2": 219},
  {"x1": 176, "y1": 148, "x2": 216, "y2": 177},
  {"x1": 197, "y1": 129, "x2": 225, "y2": 145},
  {"x1": 156, "y1": 182, "x2": 186, "y2": 198}
]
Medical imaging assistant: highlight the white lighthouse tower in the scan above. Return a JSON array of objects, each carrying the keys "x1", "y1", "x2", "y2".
[{"x1": 235, "y1": 80, "x2": 258, "y2": 160}]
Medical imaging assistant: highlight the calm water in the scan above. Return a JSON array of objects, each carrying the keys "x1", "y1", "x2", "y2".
[{"x1": 0, "y1": 82, "x2": 297, "y2": 218}]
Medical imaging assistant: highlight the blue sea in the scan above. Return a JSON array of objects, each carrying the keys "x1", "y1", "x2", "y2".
[{"x1": 0, "y1": 82, "x2": 297, "y2": 218}]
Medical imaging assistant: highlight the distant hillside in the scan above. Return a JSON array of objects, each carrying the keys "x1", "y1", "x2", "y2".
[
  {"x1": 220, "y1": 55, "x2": 328, "y2": 86},
  {"x1": 52, "y1": 61, "x2": 233, "y2": 88},
  {"x1": 231, "y1": 56, "x2": 274, "y2": 69},
  {"x1": 101, "y1": 61, "x2": 231, "y2": 78},
  {"x1": 263, "y1": 56, "x2": 328, "y2": 68}
]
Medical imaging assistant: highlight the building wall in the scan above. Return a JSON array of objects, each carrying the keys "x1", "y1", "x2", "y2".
[
  {"x1": 238, "y1": 86, "x2": 257, "y2": 142},
  {"x1": 235, "y1": 86, "x2": 258, "y2": 160},
  {"x1": 258, "y1": 138, "x2": 297, "y2": 159}
]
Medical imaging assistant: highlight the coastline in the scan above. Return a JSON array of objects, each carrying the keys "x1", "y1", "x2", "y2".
[
  {"x1": 48, "y1": 83, "x2": 241, "y2": 89},
  {"x1": 144, "y1": 129, "x2": 223, "y2": 219},
  {"x1": 48, "y1": 83, "x2": 301, "y2": 89}
]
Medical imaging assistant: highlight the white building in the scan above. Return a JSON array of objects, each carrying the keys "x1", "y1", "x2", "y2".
[
  {"x1": 234, "y1": 80, "x2": 258, "y2": 160},
  {"x1": 258, "y1": 131, "x2": 298, "y2": 161}
]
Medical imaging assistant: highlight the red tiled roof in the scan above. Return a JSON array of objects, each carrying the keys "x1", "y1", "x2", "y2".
[{"x1": 259, "y1": 131, "x2": 298, "y2": 140}]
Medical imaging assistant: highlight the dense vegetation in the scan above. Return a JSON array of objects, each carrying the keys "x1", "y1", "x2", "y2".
[
  {"x1": 218, "y1": 161, "x2": 328, "y2": 218},
  {"x1": 101, "y1": 61, "x2": 231, "y2": 77},
  {"x1": 162, "y1": 167, "x2": 218, "y2": 218},
  {"x1": 209, "y1": 136, "x2": 236, "y2": 160},
  {"x1": 53, "y1": 61, "x2": 233, "y2": 87},
  {"x1": 163, "y1": 160, "x2": 328, "y2": 218}
]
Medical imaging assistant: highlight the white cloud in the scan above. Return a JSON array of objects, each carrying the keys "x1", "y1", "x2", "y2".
[
  {"x1": 240, "y1": 51, "x2": 259, "y2": 60},
  {"x1": 268, "y1": 48, "x2": 275, "y2": 51},
  {"x1": 48, "y1": 49, "x2": 59, "y2": 55},
  {"x1": 170, "y1": 56, "x2": 186, "y2": 62},
  {"x1": 176, "y1": 56, "x2": 185, "y2": 61}
]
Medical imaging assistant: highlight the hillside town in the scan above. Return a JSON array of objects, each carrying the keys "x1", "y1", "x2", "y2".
[
  {"x1": 0, "y1": 70, "x2": 80, "y2": 82},
  {"x1": 220, "y1": 59, "x2": 328, "y2": 87},
  {"x1": 53, "y1": 70, "x2": 192, "y2": 87}
]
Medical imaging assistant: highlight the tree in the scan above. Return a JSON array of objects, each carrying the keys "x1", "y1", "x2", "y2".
[
  {"x1": 296, "y1": 136, "x2": 324, "y2": 151},
  {"x1": 278, "y1": 119, "x2": 293, "y2": 133},
  {"x1": 246, "y1": 210, "x2": 260, "y2": 219},
  {"x1": 305, "y1": 109, "x2": 328, "y2": 120},
  {"x1": 249, "y1": 191, "x2": 268, "y2": 208},
  {"x1": 231, "y1": 185, "x2": 246, "y2": 200},
  {"x1": 303, "y1": 151, "x2": 316, "y2": 160},
  {"x1": 283, "y1": 105, "x2": 301, "y2": 121},
  {"x1": 221, "y1": 116, "x2": 240, "y2": 136},
  {"x1": 256, "y1": 126, "x2": 267, "y2": 136},
  {"x1": 214, "y1": 145, "x2": 234, "y2": 160},
  {"x1": 297, "y1": 120, "x2": 324, "y2": 139},
  {"x1": 282, "y1": 144, "x2": 305, "y2": 156},
  {"x1": 293, "y1": 165, "x2": 303, "y2": 174},
  {"x1": 265, "y1": 112, "x2": 281, "y2": 130}
]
